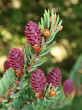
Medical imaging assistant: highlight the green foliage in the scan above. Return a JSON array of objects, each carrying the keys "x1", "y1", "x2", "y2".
[
  {"x1": 39, "y1": 41, "x2": 56, "y2": 56},
  {"x1": 70, "y1": 55, "x2": 82, "y2": 87},
  {"x1": 0, "y1": 0, "x2": 82, "y2": 75},
  {"x1": 22, "y1": 86, "x2": 70, "y2": 110},
  {"x1": 0, "y1": 68, "x2": 16, "y2": 97},
  {"x1": 22, "y1": 9, "x2": 62, "y2": 75},
  {"x1": 12, "y1": 87, "x2": 35, "y2": 109},
  {"x1": 39, "y1": 10, "x2": 62, "y2": 45},
  {"x1": 0, "y1": 1, "x2": 82, "y2": 109},
  {"x1": 0, "y1": 9, "x2": 65, "y2": 110}
]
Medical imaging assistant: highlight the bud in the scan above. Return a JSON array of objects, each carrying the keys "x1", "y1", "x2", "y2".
[
  {"x1": 43, "y1": 29, "x2": 51, "y2": 38},
  {"x1": 35, "y1": 92, "x2": 43, "y2": 99},
  {"x1": 49, "y1": 90, "x2": 56, "y2": 97},
  {"x1": 56, "y1": 25, "x2": 63, "y2": 31},
  {"x1": 32, "y1": 45, "x2": 41, "y2": 52},
  {"x1": 16, "y1": 70, "x2": 23, "y2": 77},
  {"x1": 50, "y1": 14, "x2": 56, "y2": 22}
]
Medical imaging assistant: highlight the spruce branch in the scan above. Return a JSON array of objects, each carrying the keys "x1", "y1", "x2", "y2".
[{"x1": 0, "y1": 10, "x2": 75, "y2": 110}]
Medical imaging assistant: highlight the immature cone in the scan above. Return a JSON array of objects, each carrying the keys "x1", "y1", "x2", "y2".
[
  {"x1": 63, "y1": 79, "x2": 74, "y2": 95},
  {"x1": 47, "y1": 68, "x2": 62, "y2": 88},
  {"x1": 8, "y1": 48, "x2": 24, "y2": 77},
  {"x1": 30, "y1": 69, "x2": 46, "y2": 94},
  {"x1": 25, "y1": 21, "x2": 42, "y2": 46},
  {"x1": 43, "y1": 29, "x2": 50, "y2": 38},
  {"x1": 3, "y1": 60, "x2": 10, "y2": 72}
]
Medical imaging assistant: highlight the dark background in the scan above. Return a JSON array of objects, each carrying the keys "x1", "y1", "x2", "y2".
[{"x1": 0, "y1": 0, "x2": 82, "y2": 109}]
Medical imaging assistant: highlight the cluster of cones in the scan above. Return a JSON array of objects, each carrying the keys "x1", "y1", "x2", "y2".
[{"x1": 3, "y1": 15, "x2": 74, "y2": 99}]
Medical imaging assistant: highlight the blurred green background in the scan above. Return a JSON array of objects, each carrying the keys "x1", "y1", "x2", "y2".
[{"x1": 0, "y1": 0, "x2": 82, "y2": 109}]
